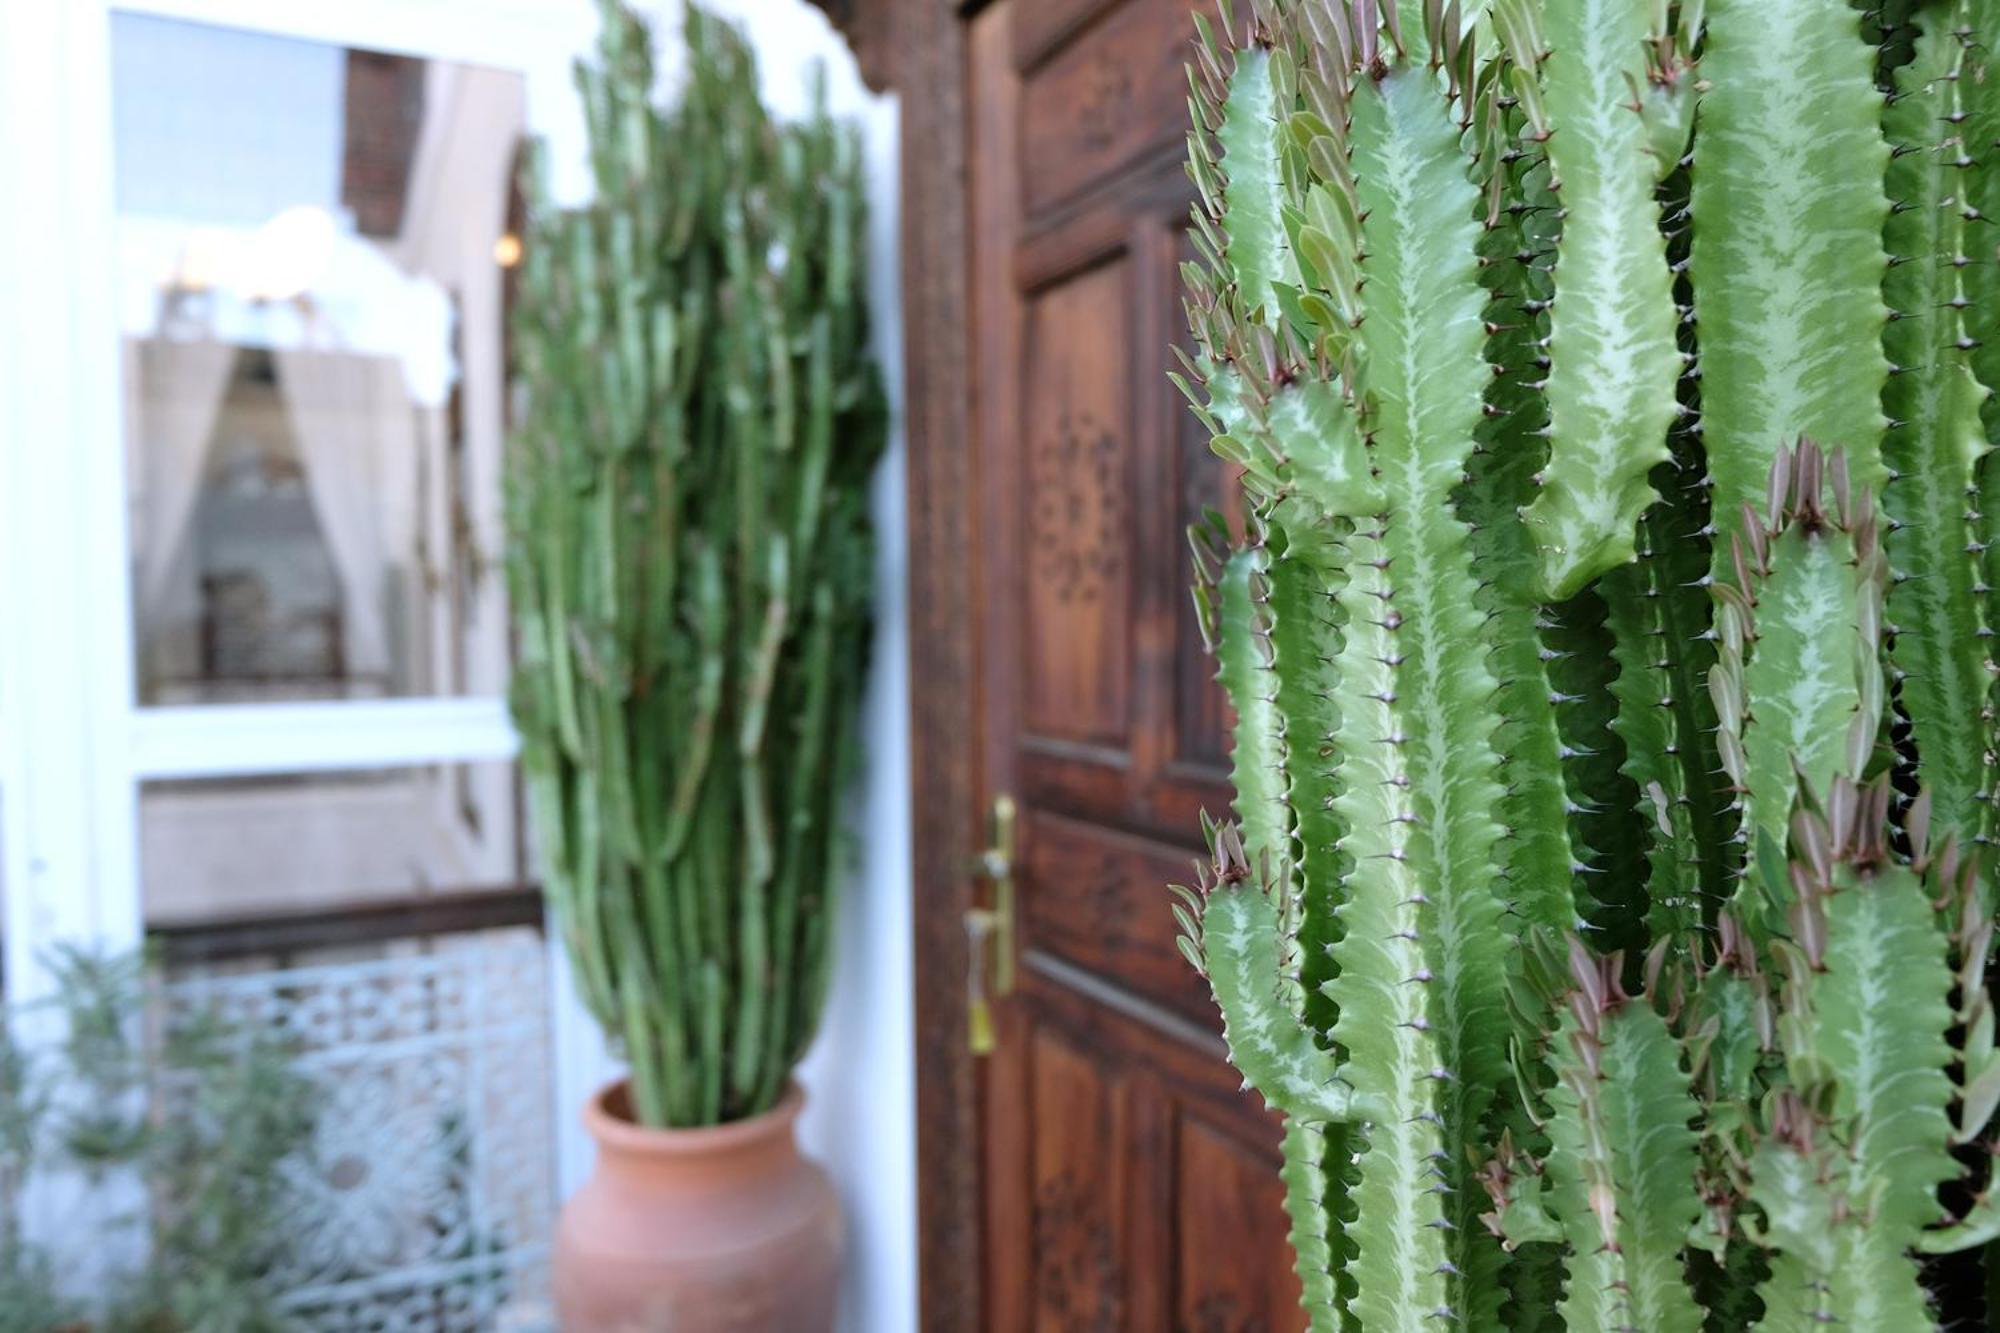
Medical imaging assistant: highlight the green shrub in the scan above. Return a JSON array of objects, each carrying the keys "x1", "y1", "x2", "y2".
[{"x1": 0, "y1": 947, "x2": 316, "y2": 1333}]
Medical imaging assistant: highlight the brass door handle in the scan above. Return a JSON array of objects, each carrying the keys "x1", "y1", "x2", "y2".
[{"x1": 964, "y1": 793, "x2": 1017, "y2": 1056}]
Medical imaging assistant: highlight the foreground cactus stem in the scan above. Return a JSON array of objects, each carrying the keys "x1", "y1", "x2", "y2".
[
  {"x1": 1175, "y1": 0, "x2": 2000, "y2": 1326},
  {"x1": 1507, "y1": 0, "x2": 1687, "y2": 600},
  {"x1": 506, "y1": 1, "x2": 885, "y2": 1128}
]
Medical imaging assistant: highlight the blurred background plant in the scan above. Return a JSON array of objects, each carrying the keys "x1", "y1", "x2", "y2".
[
  {"x1": 507, "y1": 0, "x2": 888, "y2": 1130},
  {"x1": 0, "y1": 945, "x2": 317, "y2": 1333}
]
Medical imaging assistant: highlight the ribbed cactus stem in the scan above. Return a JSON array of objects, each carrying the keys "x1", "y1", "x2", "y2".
[
  {"x1": 1508, "y1": 0, "x2": 1686, "y2": 599},
  {"x1": 1604, "y1": 475, "x2": 1732, "y2": 941},
  {"x1": 1688, "y1": 0, "x2": 1894, "y2": 530},
  {"x1": 1281, "y1": 1116, "x2": 1348, "y2": 1332},
  {"x1": 1467, "y1": 134, "x2": 1592, "y2": 939},
  {"x1": 1267, "y1": 500, "x2": 1355, "y2": 1041},
  {"x1": 1751, "y1": 781, "x2": 1955, "y2": 1329},
  {"x1": 1711, "y1": 442, "x2": 1887, "y2": 911},
  {"x1": 1326, "y1": 27, "x2": 1521, "y2": 1327},
  {"x1": 1540, "y1": 945, "x2": 1704, "y2": 1332},
  {"x1": 1881, "y1": 5, "x2": 1999, "y2": 855}
]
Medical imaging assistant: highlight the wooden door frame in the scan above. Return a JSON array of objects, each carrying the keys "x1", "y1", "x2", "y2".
[
  {"x1": 837, "y1": 1, "x2": 1116, "y2": 1324},
  {"x1": 894, "y1": 1, "x2": 987, "y2": 1329}
]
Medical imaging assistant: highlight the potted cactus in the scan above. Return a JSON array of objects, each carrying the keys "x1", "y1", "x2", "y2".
[
  {"x1": 1175, "y1": 0, "x2": 2000, "y2": 1326},
  {"x1": 504, "y1": 2, "x2": 885, "y2": 1328}
]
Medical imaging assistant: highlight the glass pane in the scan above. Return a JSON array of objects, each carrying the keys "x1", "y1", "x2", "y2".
[
  {"x1": 139, "y1": 762, "x2": 520, "y2": 926},
  {"x1": 112, "y1": 15, "x2": 526, "y2": 705}
]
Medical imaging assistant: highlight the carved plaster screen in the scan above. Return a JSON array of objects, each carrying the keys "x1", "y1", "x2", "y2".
[{"x1": 164, "y1": 929, "x2": 555, "y2": 1329}]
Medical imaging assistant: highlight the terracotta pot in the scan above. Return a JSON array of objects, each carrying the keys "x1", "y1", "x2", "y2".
[{"x1": 552, "y1": 1080, "x2": 843, "y2": 1333}]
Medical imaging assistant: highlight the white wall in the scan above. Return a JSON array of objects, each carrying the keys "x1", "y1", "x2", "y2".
[{"x1": 573, "y1": 6, "x2": 917, "y2": 1331}]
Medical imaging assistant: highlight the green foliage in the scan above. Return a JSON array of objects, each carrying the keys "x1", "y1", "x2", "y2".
[
  {"x1": 0, "y1": 946, "x2": 318, "y2": 1332},
  {"x1": 130, "y1": 1010, "x2": 320, "y2": 1332},
  {"x1": 1175, "y1": 0, "x2": 2000, "y2": 1326},
  {"x1": 505, "y1": 0, "x2": 886, "y2": 1127}
]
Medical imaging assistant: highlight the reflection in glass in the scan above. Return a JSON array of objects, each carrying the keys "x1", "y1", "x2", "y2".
[
  {"x1": 140, "y1": 763, "x2": 520, "y2": 926},
  {"x1": 113, "y1": 15, "x2": 525, "y2": 705}
]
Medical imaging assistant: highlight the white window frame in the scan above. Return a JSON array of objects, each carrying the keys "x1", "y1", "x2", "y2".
[{"x1": 0, "y1": 0, "x2": 612, "y2": 1201}]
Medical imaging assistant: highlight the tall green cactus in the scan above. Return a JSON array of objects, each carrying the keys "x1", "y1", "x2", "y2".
[
  {"x1": 1176, "y1": 0, "x2": 2000, "y2": 1326},
  {"x1": 506, "y1": 0, "x2": 885, "y2": 1128}
]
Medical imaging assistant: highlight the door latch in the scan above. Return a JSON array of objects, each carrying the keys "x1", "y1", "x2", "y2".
[{"x1": 964, "y1": 793, "x2": 1017, "y2": 1056}]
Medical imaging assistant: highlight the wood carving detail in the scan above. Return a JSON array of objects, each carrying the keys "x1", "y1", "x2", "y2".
[
  {"x1": 1070, "y1": 56, "x2": 1134, "y2": 155},
  {"x1": 1184, "y1": 1294, "x2": 1271, "y2": 1333},
  {"x1": 1022, "y1": 260, "x2": 1132, "y2": 744},
  {"x1": 1046, "y1": 820, "x2": 1128, "y2": 937},
  {"x1": 1020, "y1": 813, "x2": 1218, "y2": 1023},
  {"x1": 1019, "y1": 0, "x2": 1208, "y2": 215},
  {"x1": 1032, "y1": 1171, "x2": 1125, "y2": 1332},
  {"x1": 1030, "y1": 405, "x2": 1126, "y2": 605},
  {"x1": 1031, "y1": 1026, "x2": 1128, "y2": 1332}
]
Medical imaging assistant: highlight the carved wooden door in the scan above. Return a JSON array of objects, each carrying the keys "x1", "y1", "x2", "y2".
[{"x1": 964, "y1": 1, "x2": 1306, "y2": 1328}]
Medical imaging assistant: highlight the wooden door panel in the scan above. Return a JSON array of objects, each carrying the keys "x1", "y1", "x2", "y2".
[
  {"x1": 1017, "y1": 958, "x2": 1278, "y2": 1137},
  {"x1": 1020, "y1": 810, "x2": 1210, "y2": 1024},
  {"x1": 968, "y1": 2, "x2": 1301, "y2": 1328},
  {"x1": 1029, "y1": 1026, "x2": 1131, "y2": 1331},
  {"x1": 1022, "y1": 258, "x2": 1134, "y2": 747},
  {"x1": 1003, "y1": 973, "x2": 1300, "y2": 1332},
  {"x1": 1007, "y1": 180, "x2": 1234, "y2": 840},
  {"x1": 1012, "y1": 0, "x2": 1124, "y2": 73},
  {"x1": 1017, "y1": 0, "x2": 1197, "y2": 216},
  {"x1": 1176, "y1": 1118, "x2": 1303, "y2": 1333}
]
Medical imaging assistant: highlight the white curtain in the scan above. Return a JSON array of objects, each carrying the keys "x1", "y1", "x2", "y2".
[
  {"x1": 273, "y1": 348, "x2": 414, "y2": 687},
  {"x1": 131, "y1": 337, "x2": 237, "y2": 609}
]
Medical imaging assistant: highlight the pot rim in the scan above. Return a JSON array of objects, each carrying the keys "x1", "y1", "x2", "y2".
[{"x1": 582, "y1": 1078, "x2": 806, "y2": 1157}]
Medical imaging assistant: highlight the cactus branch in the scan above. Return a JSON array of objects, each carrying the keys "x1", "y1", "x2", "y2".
[
  {"x1": 1515, "y1": 0, "x2": 1683, "y2": 599},
  {"x1": 1689, "y1": 0, "x2": 1894, "y2": 530}
]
